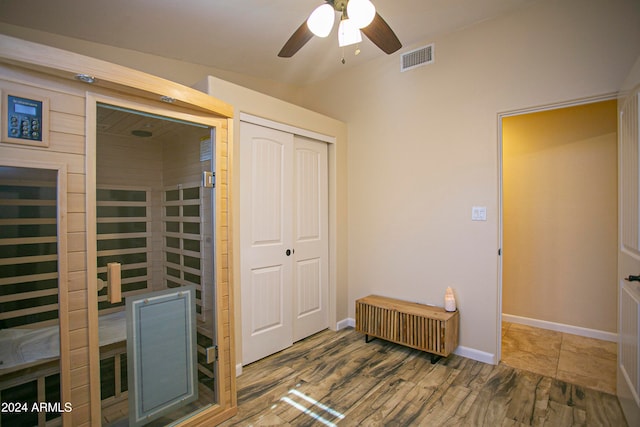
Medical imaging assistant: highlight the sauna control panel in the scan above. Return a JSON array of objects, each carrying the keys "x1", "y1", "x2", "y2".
[{"x1": 2, "y1": 91, "x2": 49, "y2": 147}]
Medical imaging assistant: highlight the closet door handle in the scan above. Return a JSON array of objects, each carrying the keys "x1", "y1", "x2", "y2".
[
  {"x1": 625, "y1": 275, "x2": 640, "y2": 282},
  {"x1": 285, "y1": 249, "x2": 294, "y2": 256}
]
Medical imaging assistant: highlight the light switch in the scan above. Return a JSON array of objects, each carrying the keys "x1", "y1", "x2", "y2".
[{"x1": 472, "y1": 206, "x2": 487, "y2": 221}]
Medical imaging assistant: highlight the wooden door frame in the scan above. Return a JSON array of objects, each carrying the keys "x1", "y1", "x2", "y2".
[
  {"x1": 0, "y1": 158, "x2": 70, "y2": 425},
  {"x1": 85, "y1": 92, "x2": 230, "y2": 425}
]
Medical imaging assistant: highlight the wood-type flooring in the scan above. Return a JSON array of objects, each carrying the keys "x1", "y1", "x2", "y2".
[{"x1": 220, "y1": 328, "x2": 627, "y2": 426}]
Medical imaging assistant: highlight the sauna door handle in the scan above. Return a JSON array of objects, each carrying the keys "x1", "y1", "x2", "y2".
[{"x1": 625, "y1": 275, "x2": 640, "y2": 282}]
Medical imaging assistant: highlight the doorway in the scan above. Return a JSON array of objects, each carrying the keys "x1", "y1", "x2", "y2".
[
  {"x1": 89, "y1": 99, "x2": 223, "y2": 426},
  {"x1": 498, "y1": 99, "x2": 618, "y2": 377}
]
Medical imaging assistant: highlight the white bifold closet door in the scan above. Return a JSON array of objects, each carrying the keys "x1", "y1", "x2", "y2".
[{"x1": 240, "y1": 121, "x2": 328, "y2": 365}]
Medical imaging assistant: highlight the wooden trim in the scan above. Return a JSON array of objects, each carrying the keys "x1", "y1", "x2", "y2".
[
  {"x1": 96, "y1": 200, "x2": 150, "y2": 208},
  {"x1": 96, "y1": 232, "x2": 150, "y2": 240},
  {"x1": 97, "y1": 216, "x2": 148, "y2": 223},
  {"x1": 94, "y1": 247, "x2": 150, "y2": 258},
  {"x1": 214, "y1": 121, "x2": 228, "y2": 411},
  {"x1": 0, "y1": 253, "x2": 58, "y2": 266},
  {"x1": 0, "y1": 158, "x2": 72, "y2": 425},
  {"x1": 0, "y1": 198, "x2": 56, "y2": 206},
  {"x1": 0, "y1": 287, "x2": 58, "y2": 304},
  {"x1": 0, "y1": 271, "x2": 58, "y2": 286},
  {"x1": 56, "y1": 163, "x2": 72, "y2": 426},
  {"x1": 179, "y1": 118, "x2": 235, "y2": 426},
  {"x1": 0, "y1": 35, "x2": 233, "y2": 119},
  {"x1": 0, "y1": 304, "x2": 59, "y2": 320},
  {"x1": 86, "y1": 93, "x2": 236, "y2": 425},
  {"x1": 226, "y1": 118, "x2": 238, "y2": 408},
  {"x1": 0, "y1": 236, "x2": 57, "y2": 245},
  {"x1": 85, "y1": 94, "x2": 101, "y2": 426},
  {"x1": 0, "y1": 217, "x2": 57, "y2": 225}
]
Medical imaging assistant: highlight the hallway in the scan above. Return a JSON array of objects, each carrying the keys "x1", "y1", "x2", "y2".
[{"x1": 501, "y1": 322, "x2": 617, "y2": 395}]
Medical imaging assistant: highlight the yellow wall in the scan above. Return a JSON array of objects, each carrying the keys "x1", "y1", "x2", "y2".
[{"x1": 502, "y1": 100, "x2": 618, "y2": 332}]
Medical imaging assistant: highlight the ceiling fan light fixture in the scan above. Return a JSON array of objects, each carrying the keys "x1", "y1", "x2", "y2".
[
  {"x1": 338, "y1": 17, "x2": 362, "y2": 47},
  {"x1": 347, "y1": 0, "x2": 376, "y2": 29},
  {"x1": 307, "y1": 3, "x2": 335, "y2": 37}
]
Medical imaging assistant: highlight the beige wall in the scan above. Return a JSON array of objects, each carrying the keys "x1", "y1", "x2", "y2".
[
  {"x1": 502, "y1": 100, "x2": 618, "y2": 333},
  {"x1": 3, "y1": 0, "x2": 639, "y2": 362},
  {"x1": 192, "y1": 77, "x2": 348, "y2": 367},
  {"x1": 297, "y1": 0, "x2": 640, "y2": 359}
]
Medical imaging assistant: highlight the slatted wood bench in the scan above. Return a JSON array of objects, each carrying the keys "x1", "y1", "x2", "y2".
[{"x1": 355, "y1": 295, "x2": 459, "y2": 363}]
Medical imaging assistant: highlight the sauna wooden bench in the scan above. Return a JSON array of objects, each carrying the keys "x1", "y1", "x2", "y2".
[{"x1": 355, "y1": 295, "x2": 459, "y2": 363}]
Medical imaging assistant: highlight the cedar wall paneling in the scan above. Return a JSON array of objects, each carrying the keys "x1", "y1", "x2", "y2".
[
  {"x1": 0, "y1": 63, "x2": 236, "y2": 426},
  {"x1": 0, "y1": 70, "x2": 90, "y2": 425}
]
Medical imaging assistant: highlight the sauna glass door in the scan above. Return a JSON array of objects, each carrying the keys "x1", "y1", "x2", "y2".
[
  {"x1": 0, "y1": 166, "x2": 62, "y2": 427},
  {"x1": 95, "y1": 104, "x2": 217, "y2": 426}
]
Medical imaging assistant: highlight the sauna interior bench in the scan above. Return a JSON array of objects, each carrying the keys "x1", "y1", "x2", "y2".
[{"x1": 355, "y1": 295, "x2": 459, "y2": 363}]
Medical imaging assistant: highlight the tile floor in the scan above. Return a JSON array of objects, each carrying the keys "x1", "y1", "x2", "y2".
[
  {"x1": 221, "y1": 328, "x2": 628, "y2": 426},
  {"x1": 501, "y1": 322, "x2": 617, "y2": 394}
]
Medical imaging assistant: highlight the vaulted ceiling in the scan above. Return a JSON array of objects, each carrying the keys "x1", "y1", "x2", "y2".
[{"x1": 0, "y1": 0, "x2": 537, "y2": 87}]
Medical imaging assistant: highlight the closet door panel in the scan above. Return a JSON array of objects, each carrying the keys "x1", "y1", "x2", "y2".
[
  {"x1": 240, "y1": 122, "x2": 293, "y2": 365},
  {"x1": 293, "y1": 136, "x2": 328, "y2": 341}
]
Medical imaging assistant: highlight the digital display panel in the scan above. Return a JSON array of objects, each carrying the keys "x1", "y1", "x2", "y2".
[
  {"x1": 14, "y1": 103, "x2": 37, "y2": 116},
  {"x1": 6, "y1": 95, "x2": 45, "y2": 143},
  {"x1": 3, "y1": 93, "x2": 49, "y2": 146}
]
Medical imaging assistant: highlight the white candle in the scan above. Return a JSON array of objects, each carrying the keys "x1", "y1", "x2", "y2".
[{"x1": 445, "y1": 287, "x2": 456, "y2": 312}]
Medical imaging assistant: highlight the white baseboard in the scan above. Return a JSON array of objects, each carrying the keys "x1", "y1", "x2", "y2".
[
  {"x1": 502, "y1": 313, "x2": 617, "y2": 342},
  {"x1": 236, "y1": 363, "x2": 243, "y2": 377},
  {"x1": 337, "y1": 317, "x2": 355, "y2": 330},
  {"x1": 454, "y1": 346, "x2": 497, "y2": 365}
]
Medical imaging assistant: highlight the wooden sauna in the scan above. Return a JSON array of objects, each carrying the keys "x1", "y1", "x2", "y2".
[{"x1": 0, "y1": 35, "x2": 236, "y2": 426}]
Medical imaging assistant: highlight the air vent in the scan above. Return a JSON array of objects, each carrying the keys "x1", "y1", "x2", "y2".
[{"x1": 401, "y1": 44, "x2": 434, "y2": 72}]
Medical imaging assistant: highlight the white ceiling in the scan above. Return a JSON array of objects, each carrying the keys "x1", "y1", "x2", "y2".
[{"x1": 0, "y1": 0, "x2": 536, "y2": 86}]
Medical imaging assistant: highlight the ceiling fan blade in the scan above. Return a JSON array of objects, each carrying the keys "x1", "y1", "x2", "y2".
[
  {"x1": 278, "y1": 20, "x2": 314, "y2": 58},
  {"x1": 361, "y1": 12, "x2": 402, "y2": 54}
]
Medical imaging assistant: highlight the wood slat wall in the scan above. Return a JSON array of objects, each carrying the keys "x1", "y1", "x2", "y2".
[
  {"x1": 163, "y1": 183, "x2": 208, "y2": 321},
  {"x1": 0, "y1": 72, "x2": 85, "y2": 426},
  {"x1": 96, "y1": 186, "x2": 152, "y2": 312},
  {"x1": 0, "y1": 53, "x2": 236, "y2": 426},
  {"x1": 0, "y1": 171, "x2": 63, "y2": 427}
]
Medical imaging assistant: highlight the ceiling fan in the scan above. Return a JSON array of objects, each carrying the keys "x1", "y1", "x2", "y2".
[{"x1": 278, "y1": 0, "x2": 402, "y2": 58}]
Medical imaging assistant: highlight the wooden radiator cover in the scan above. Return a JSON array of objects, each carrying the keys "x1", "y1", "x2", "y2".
[{"x1": 355, "y1": 295, "x2": 459, "y2": 357}]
